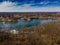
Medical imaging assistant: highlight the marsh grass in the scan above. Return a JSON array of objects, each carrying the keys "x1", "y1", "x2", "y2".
[{"x1": 0, "y1": 21, "x2": 60, "y2": 45}]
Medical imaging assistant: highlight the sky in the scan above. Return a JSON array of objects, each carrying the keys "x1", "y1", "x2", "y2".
[{"x1": 0, "y1": 0, "x2": 60, "y2": 12}]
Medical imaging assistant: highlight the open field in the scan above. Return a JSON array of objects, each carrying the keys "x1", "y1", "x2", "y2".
[{"x1": 0, "y1": 21, "x2": 60, "y2": 45}]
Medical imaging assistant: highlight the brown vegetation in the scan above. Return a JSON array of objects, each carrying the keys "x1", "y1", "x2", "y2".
[
  {"x1": 0, "y1": 21, "x2": 60, "y2": 45},
  {"x1": 0, "y1": 12, "x2": 60, "y2": 22}
]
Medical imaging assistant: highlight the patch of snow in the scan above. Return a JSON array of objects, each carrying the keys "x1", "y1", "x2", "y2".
[{"x1": 10, "y1": 29, "x2": 19, "y2": 34}]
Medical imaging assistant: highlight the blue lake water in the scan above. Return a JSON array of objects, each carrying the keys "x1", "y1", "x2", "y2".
[{"x1": 0, "y1": 19, "x2": 54, "y2": 30}]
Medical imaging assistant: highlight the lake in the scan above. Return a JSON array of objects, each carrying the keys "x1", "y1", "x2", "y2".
[{"x1": 0, "y1": 19, "x2": 54, "y2": 30}]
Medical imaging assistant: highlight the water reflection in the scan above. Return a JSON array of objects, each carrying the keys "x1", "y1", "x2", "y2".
[{"x1": 0, "y1": 19, "x2": 54, "y2": 30}]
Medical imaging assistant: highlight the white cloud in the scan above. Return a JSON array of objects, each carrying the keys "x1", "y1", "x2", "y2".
[
  {"x1": 0, "y1": 1, "x2": 15, "y2": 7},
  {"x1": 20, "y1": 4, "x2": 32, "y2": 8},
  {"x1": 0, "y1": 1, "x2": 17, "y2": 12},
  {"x1": 40, "y1": 1, "x2": 50, "y2": 5},
  {"x1": 0, "y1": 1, "x2": 60, "y2": 12},
  {"x1": 0, "y1": 1, "x2": 32, "y2": 12}
]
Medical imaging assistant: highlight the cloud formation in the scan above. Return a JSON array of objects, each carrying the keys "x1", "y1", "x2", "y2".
[
  {"x1": 40, "y1": 1, "x2": 50, "y2": 5},
  {"x1": 0, "y1": 1, "x2": 16, "y2": 12},
  {"x1": 0, "y1": 1, "x2": 60, "y2": 12}
]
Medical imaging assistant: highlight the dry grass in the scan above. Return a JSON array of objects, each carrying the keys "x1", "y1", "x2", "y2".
[{"x1": 0, "y1": 21, "x2": 60, "y2": 45}]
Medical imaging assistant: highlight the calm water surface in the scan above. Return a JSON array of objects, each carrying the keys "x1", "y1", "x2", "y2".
[{"x1": 0, "y1": 19, "x2": 54, "y2": 30}]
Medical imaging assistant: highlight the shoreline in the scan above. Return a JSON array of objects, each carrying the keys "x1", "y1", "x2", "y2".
[
  {"x1": 0, "y1": 19, "x2": 59, "y2": 34},
  {"x1": 0, "y1": 17, "x2": 58, "y2": 22},
  {"x1": 0, "y1": 19, "x2": 60, "y2": 45}
]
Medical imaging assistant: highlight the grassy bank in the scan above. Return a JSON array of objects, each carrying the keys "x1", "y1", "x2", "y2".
[{"x1": 0, "y1": 21, "x2": 60, "y2": 45}]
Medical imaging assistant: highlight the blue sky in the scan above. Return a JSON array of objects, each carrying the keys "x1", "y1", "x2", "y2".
[{"x1": 0, "y1": 0, "x2": 60, "y2": 12}]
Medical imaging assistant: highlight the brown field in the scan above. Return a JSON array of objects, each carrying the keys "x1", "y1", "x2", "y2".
[{"x1": 0, "y1": 21, "x2": 60, "y2": 45}]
